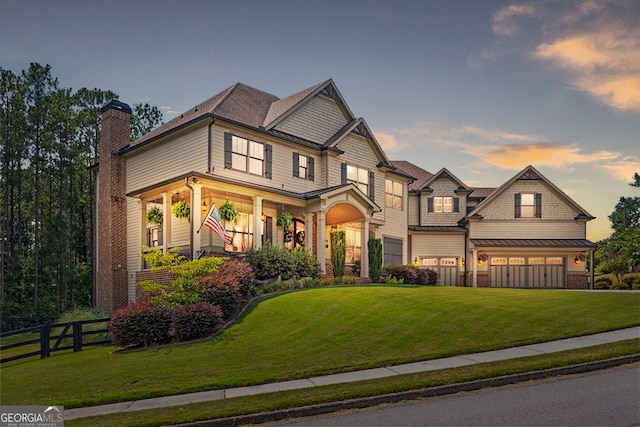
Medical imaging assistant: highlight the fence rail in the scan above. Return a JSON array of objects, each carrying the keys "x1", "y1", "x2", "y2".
[{"x1": 0, "y1": 318, "x2": 111, "y2": 364}]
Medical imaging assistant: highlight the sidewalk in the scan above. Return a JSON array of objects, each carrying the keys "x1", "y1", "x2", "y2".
[{"x1": 65, "y1": 326, "x2": 640, "y2": 420}]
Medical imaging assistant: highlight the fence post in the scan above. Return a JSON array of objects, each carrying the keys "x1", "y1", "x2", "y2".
[
  {"x1": 40, "y1": 324, "x2": 50, "y2": 358},
  {"x1": 73, "y1": 322, "x2": 83, "y2": 352}
]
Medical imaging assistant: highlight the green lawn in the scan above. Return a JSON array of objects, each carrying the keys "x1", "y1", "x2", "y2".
[{"x1": 2, "y1": 286, "x2": 639, "y2": 409}]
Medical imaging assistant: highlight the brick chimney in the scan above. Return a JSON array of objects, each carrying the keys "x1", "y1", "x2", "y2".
[{"x1": 96, "y1": 100, "x2": 131, "y2": 312}]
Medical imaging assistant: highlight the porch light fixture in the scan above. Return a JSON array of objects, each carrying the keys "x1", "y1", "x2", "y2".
[
  {"x1": 574, "y1": 256, "x2": 580, "y2": 265},
  {"x1": 414, "y1": 257, "x2": 419, "y2": 266},
  {"x1": 201, "y1": 201, "x2": 208, "y2": 212},
  {"x1": 477, "y1": 259, "x2": 483, "y2": 265},
  {"x1": 261, "y1": 212, "x2": 266, "y2": 222}
]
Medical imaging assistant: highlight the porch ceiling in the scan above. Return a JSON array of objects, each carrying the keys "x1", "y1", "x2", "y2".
[{"x1": 326, "y1": 203, "x2": 364, "y2": 225}]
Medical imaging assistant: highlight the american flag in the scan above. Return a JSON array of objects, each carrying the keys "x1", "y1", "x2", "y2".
[{"x1": 203, "y1": 204, "x2": 233, "y2": 245}]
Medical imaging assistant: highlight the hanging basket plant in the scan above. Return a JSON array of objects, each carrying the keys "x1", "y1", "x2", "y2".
[
  {"x1": 219, "y1": 201, "x2": 238, "y2": 222},
  {"x1": 146, "y1": 206, "x2": 164, "y2": 228},
  {"x1": 172, "y1": 200, "x2": 190, "y2": 220},
  {"x1": 276, "y1": 212, "x2": 293, "y2": 229}
]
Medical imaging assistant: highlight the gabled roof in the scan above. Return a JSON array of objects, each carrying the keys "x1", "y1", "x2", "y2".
[
  {"x1": 325, "y1": 118, "x2": 394, "y2": 168},
  {"x1": 466, "y1": 165, "x2": 595, "y2": 220},
  {"x1": 304, "y1": 183, "x2": 381, "y2": 213},
  {"x1": 420, "y1": 168, "x2": 471, "y2": 193},
  {"x1": 391, "y1": 161, "x2": 433, "y2": 191},
  {"x1": 123, "y1": 80, "x2": 371, "y2": 156},
  {"x1": 469, "y1": 187, "x2": 497, "y2": 198},
  {"x1": 263, "y1": 79, "x2": 354, "y2": 130}
]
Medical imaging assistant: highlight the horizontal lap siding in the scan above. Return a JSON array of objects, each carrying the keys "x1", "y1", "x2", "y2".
[
  {"x1": 211, "y1": 126, "x2": 322, "y2": 195},
  {"x1": 408, "y1": 195, "x2": 419, "y2": 226},
  {"x1": 126, "y1": 197, "x2": 141, "y2": 303},
  {"x1": 412, "y1": 234, "x2": 465, "y2": 257},
  {"x1": 469, "y1": 221, "x2": 586, "y2": 239},
  {"x1": 125, "y1": 126, "x2": 209, "y2": 193}
]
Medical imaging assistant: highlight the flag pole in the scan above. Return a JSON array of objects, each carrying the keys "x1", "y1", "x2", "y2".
[{"x1": 197, "y1": 203, "x2": 215, "y2": 234}]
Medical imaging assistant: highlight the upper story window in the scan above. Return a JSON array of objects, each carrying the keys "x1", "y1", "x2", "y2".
[
  {"x1": 515, "y1": 193, "x2": 541, "y2": 218},
  {"x1": 428, "y1": 196, "x2": 459, "y2": 213},
  {"x1": 293, "y1": 152, "x2": 314, "y2": 181},
  {"x1": 347, "y1": 164, "x2": 369, "y2": 194},
  {"x1": 341, "y1": 163, "x2": 375, "y2": 200},
  {"x1": 224, "y1": 132, "x2": 272, "y2": 178},
  {"x1": 385, "y1": 179, "x2": 403, "y2": 210}
]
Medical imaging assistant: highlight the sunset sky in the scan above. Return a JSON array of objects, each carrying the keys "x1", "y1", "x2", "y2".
[{"x1": 2, "y1": 0, "x2": 638, "y2": 241}]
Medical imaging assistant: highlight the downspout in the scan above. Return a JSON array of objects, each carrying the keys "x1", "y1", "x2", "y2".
[{"x1": 185, "y1": 177, "x2": 194, "y2": 260}]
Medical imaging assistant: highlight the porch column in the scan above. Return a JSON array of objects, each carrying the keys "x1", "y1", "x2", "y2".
[
  {"x1": 589, "y1": 249, "x2": 595, "y2": 290},
  {"x1": 162, "y1": 192, "x2": 171, "y2": 253},
  {"x1": 360, "y1": 218, "x2": 369, "y2": 278},
  {"x1": 317, "y1": 211, "x2": 326, "y2": 273},
  {"x1": 304, "y1": 212, "x2": 314, "y2": 253},
  {"x1": 253, "y1": 196, "x2": 263, "y2": 249},
  {"x1": 472, "y1": 249, "x2": 478, "y2": 287},
  {"x1": 192, "y1": 184, "x2": 203, "y2": 256}
]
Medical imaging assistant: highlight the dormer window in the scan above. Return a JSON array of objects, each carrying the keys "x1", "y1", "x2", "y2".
[
  {"x1": 515, "y1": 193, "x2": 541, "y2": 218},
  {"x1": 428, "y1": 197, "x2": 459, "y2": 213}
]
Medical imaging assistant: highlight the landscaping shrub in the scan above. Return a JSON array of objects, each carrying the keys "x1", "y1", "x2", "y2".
[
  {"x1": 247, "y1": 244, "x2": 320, "y2": 281},
  {"x1": 368, "y1": 238, "x2": 382, "y2": 283},
  {"x1": 594, "y1": 277, "x2": 612, "y2": 289},
  {"x1": 109, "y1": 300, "x2": 172, "y2": 348},
  {"x1": 200, "y1": 258, "x2": 254, "y2": 318},
  {"x1": 385, "y1": 265, "x2": 438, "y2": 285},
  {"x1": 330, "y1": 229, "x2": 346, "y2": 278},
  {"x1": 172, "y1": 302, "x2": 223, "y2": 341}
]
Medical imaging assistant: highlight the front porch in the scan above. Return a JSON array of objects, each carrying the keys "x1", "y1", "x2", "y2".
[{"x1": 130, "y1": 174, "x2": 381, "y2": 278}]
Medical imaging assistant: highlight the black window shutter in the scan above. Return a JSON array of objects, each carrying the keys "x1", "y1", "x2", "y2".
[
  {"x1": 265, "y1": 144, "x2": 273, "y2": 179},
  {"x1": 427, "y1": 198, "x2": 434, "y2": 213},
  {"x1": 224, "y1": 132, "x2": 232, "y2": 169},
  {"x1": 341, "y1": 163, "x2": 347, "y2": 184},
  {"x1": 308, "y1": 157, "x2": 315, "y2": 181},
  {"x1": 453, "y1": 197, "x2": 460, "y2": 213},
  {"x1": 293, "y1": 152, "x2": 299, "y2": 177},
  {"x1": 514, "y1": 193, "x2": 521, "y2": 218},
  {"x1": 368, "y1": 171, "x2": 375, "y2": 199},
  {"x1": 535, "y1": 193, "x2": 542, "y2": 218}
]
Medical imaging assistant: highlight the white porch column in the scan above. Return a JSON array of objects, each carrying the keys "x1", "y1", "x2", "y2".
[
  {"x1": 360, "y1": 219, "x2": 369, "y2": 278},
  {"x1": 162, "y1": 192, "x2": 171, "y2": 253},
  {"x1": 317, "y1": 211, "x2": 326, "y2": 273},
  {"x1": 140, "y1": 200, "x2": 147, "y2": 270},
  {"x1": 253, "y1": 196, "x2": 263, "y2": 249},
  {"x1": 192, "y1": 184, "x2": 203, "y2": 256},
  {"x1": 304, "y1": 212, "x2": 314, "y2": 253},
  {"x1": 472, "y1": 249, "x2": 478, "y2": 287}
]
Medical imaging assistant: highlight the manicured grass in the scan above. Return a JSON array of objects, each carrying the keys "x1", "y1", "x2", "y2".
[
  {"x1": 2, "y1": 286, "x2": 639, "y2": 409},
  {"x1": 65, "y1": 339, "x2": 640, "y2": 427}
]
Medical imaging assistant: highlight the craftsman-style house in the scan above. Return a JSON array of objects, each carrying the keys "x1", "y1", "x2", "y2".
[{"x1": 95, "y1": 79, "x2": 594, "y2": 311}]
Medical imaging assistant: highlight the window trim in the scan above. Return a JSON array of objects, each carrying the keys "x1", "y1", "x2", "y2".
[{"x1": 385, "y1": 179, "x2": 404, "y2": 210}]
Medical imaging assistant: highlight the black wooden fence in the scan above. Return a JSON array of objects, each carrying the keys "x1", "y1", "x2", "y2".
[{"x1": 0, "y1": 318, "x2": 111, "y2": 364}]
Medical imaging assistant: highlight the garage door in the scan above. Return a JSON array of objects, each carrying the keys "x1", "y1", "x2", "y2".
[
  {"x1": 421, "y1": 258, "x2": 459, "y2": 286},
  {"x1": 489, "y1": 257, "x2": 565, "y2": 288}
]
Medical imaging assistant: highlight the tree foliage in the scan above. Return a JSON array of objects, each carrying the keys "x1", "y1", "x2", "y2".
[
  {"x1": 608, "y1": 197, "x2": 640, "y2": 232},
  {"x1": 630, "y1": 172, "x2": 640, "y2": 188},
  {"x1": 0, "y1": 63, "x2": 164, "y2": 317}
]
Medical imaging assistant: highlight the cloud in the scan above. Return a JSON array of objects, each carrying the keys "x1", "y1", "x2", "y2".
[
  {"x1": 484, "y1": 0, "x2": 640, "y2": 112},
  {"x1": 491, "y1": 4, "x2": 536, "y2": 36},
  {"x1": 600, "y1": 157, "x2": 640, "y2": 182},
  {"x1": 377, "y1": 121, "x2": 622, "y2": 174},
  {"x1": 375, "y1": 132, "x2": 401, "y2": 151},
  {"x1": 463, "y1": 143, "x2": 618, "y2": 170}
]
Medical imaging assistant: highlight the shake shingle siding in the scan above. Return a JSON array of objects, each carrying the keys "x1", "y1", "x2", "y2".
[{"x1": 274, "y1": 96, "x2": 348, "y2": 144}]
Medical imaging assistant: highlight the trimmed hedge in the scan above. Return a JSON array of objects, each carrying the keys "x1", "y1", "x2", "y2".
[
  {"x1": 385, "y1": 265, "x2": 438, "y2": 285},
  {"x1": 246, "y1": 245, "x2": 320, "y2": 281},
  {"x1": 172, "y1": 302, "x2": 223, "y2": 341},
  {"x1": 109, "y1": 301, "x2": 173, "y2": 348}
]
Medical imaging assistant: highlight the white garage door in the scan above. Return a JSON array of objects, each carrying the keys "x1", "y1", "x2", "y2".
[{"x1": 489, "y1": 257, "x2": 565, "y2": 288}]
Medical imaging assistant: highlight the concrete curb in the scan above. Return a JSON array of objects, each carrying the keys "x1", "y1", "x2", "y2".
[{"x1": 180, "y1": 354, "x2": 640, "y2": 427}]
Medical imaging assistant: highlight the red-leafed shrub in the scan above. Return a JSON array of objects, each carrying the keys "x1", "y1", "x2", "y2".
[
  {"x1": 200, "y1": 258, "x2": 254, "y2": 318},
  {"x1": 109, "y1": 300, "x2": 172, "y2": 348},
  {"x1": 385, "y1": 265, "x2": 438, "y2": 285},
  {"x1": 172, "y1": 302, "x2": 223, "y2": 341}
]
